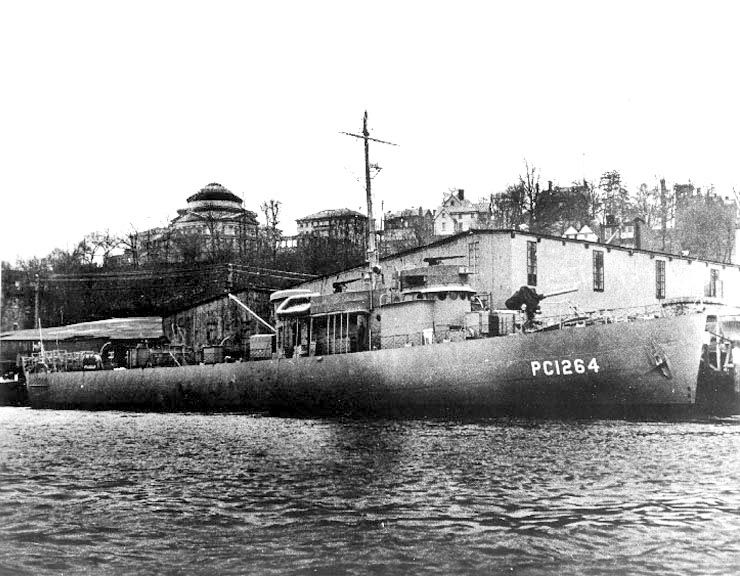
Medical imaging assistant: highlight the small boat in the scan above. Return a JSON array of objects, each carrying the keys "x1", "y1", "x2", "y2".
[{"x1": 0, "y1": 373, "x2": 28, "y2": 407}]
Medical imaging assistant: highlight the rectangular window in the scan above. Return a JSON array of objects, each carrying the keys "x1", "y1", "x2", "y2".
[
  {"x1": 468, "y1": 240, "x2": 480, "y2": 274},
  {"x1": 526, "y1": 241, "x2": 537, "y2": 286},
  {"x1": 656, "y1": 260, "x2": 666, "y2": 299},
  {"x1": 593, "y1": 251, "x2": 604, "y2": 292},
  {"x1": 707, "y1": 269, "x2": 720, "y2": 297}
]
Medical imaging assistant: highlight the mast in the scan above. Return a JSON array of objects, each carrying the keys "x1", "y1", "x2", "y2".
[
  {"x1": 342, "y1": 111, "x2": 398, "y2": 274},
  {"x1": 363, "y1": 113, "x2": 376, "y2": 269}
]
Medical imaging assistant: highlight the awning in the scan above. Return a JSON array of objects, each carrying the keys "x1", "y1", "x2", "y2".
[
  {"x1": 270, "y1": 289, "x2": 319, "y2": 303},
  {"x1": 277, "y1": 302, "x2": 312, "y2": 317}
]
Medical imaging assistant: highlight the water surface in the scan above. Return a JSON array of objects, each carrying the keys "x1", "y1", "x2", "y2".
[{"x1": 0, "y1": 408, "x2": 738, "y2": 575}]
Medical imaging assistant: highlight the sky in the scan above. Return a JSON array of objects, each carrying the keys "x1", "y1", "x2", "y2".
[{"x1": 2, "y1": 1, "x2": 739, "y2": 263}]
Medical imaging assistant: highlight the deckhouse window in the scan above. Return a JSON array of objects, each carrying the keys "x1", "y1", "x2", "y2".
[
  {"x1": 593, "y1": 251, "x2": 604, "y2": 292},
  {"x1": 468, "y1": 240, "x2": 480, "y2": 274},
  {"x1": 655, "y1": 260, "x2": 666, "y2": 299},
  {"x1": 526, "y1": 241, "x2": 537, "y2": 286},
  {"x1": 206, "y1": 320, "x2": 218, "y2": 343}
]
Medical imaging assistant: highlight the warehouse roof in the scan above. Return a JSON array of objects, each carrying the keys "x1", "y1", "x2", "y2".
[{"x1": 0, "y1": 317, "x2": 163, "y2": 342}]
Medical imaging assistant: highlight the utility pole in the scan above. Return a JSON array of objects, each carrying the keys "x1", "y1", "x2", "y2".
[
  {"x1": 34, "y1": 274, "x2": 40, "y2": 329},
  {"x1": 342, "y1": 111, "x2": 398, "y2": 274},
  {"x1": 660, "y1": 178, "x2": 667, "y2": 252}
]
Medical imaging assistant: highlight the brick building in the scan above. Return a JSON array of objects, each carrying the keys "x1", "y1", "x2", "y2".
[
  {"x1": 295, "y1": 209, "x2": 367, "y2": 244},
  {"x1": 380, "y1": 207, "x2": 434, "y2": 256}
]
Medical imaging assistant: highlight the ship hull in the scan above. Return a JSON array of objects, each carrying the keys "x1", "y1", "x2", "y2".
[{"x1": 26, "y1": 315, "x2": 711, "y2": 417}]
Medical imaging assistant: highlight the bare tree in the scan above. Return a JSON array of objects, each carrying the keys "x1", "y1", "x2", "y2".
[
  {"x1": 75, "y1": 235, "x2": 100, "y2": 266},
  {"x1": 118, "y1": 226, "x2": 141, "y2": 267},
  {"x1": 71, "y1": 230, "x2": 120, "y2": 266},
  {"x1": 261, "y1": 200, "x2": 281, "y2": 230},
  {"x1": 492, "y1": 161, "x2": 544, "y2": 231},
  {"x1": 96, "y1": 229, "x2": 122, "y2": 266},
  {"x1": 260, "y1": 200, "x2": 282, "y2": 263}
]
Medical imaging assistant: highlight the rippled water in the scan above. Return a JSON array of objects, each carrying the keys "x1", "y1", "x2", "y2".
[{"x1": 0, "y1": 408, "x2": 738, "y2": 575}]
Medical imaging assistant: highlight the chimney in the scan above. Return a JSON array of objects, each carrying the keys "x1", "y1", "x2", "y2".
[
  {"x1": 457, "y1": 189, "x2": 465, "y2": 201},
  {"x1": 548, "y1": 180, "x2": 552, "y2": 192}
]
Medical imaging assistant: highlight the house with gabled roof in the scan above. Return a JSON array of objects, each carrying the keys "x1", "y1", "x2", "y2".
[{"x1": 433, "y1": 189, "x2": 492, "y2": 236}]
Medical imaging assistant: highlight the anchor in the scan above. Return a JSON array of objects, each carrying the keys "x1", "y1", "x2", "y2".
[{"x1": 646, "y1": 339, "x2": 673, "y2": 379}]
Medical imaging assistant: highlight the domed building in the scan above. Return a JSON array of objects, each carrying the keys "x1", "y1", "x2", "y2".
[
  {"x1": 171, "y1": 182, "x2": 258, "y2": 234},
  {"x1": 136, "y1": 183, "x2": 260, "y2": 264}
]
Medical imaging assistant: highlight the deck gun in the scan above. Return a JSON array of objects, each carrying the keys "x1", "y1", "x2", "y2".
[
  {"x1": 505, "y1": 286, "x2": 579, "y2": 322},
  {"x1": 423, "y1": 255, "x2": 465, "y2": 266}
]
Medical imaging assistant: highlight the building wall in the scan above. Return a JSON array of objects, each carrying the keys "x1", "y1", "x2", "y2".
[
  {"x1": 505, "y1": 233, "x2": 739, "y2": 317},
  {"x1": 433, "y1": 210, "x2": 453, "y2": 236},
  {"x1": 0, "y1": 294, "x2": 28, "y2": 333},
  {"x1": 296, "y1": 230, "x2": 740, "y2": 319},
  {"x1": 0, "y1": 269, "x2": 31, "y2": 332},
  {"x1": 163, "y1": 289, "x2": 272, "y2": 358},
  {"x1": 481, "y1": 233, "x2": 511, "y2": 305},
  {"x1": 297, "y1": 214, "x2": 367, "y2": 238}
]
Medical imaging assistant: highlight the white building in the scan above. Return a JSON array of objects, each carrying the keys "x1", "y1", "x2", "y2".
[
  {"x1": 433, "y1": 189, "x2": 491, "y2": 236},
  {"x1": 296, "y1": 229, "x2": 740, "y2": 319}
]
